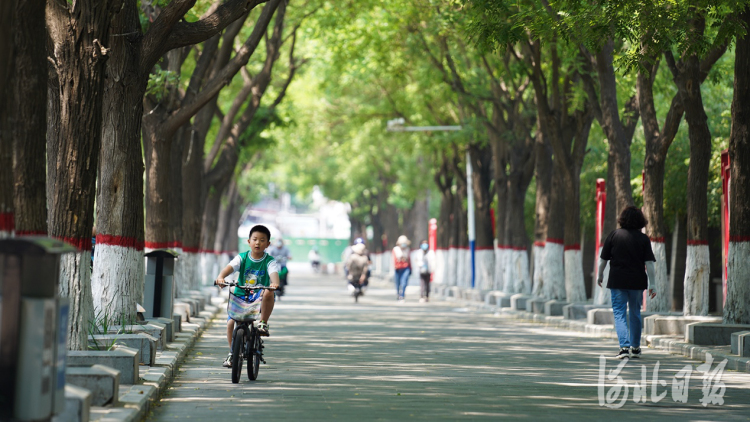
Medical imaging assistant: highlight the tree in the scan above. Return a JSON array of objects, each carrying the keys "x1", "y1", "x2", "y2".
[
  {"x1": 46, "y1": 0, "x2": 123, "y2": 350},
  {"x1": 725, "y1": 8, "x2": 750, "y2": 324},
  {"x1": 92, "y1": 0, "x2": 266, "y2": 322}
]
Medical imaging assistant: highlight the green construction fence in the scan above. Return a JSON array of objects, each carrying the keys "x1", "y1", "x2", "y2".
[{"x1": 238, "y1": 237, "x2": 348, "y2": 264}]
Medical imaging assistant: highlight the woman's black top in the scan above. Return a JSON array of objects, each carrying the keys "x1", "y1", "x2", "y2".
[{"x1": 600, "y1": 228, "x2": 656, "y2": 290}]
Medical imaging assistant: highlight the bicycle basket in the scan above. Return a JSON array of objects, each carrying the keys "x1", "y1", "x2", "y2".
[{"x1": 227, "y1": 291, "x2": 262, "y2": 322}]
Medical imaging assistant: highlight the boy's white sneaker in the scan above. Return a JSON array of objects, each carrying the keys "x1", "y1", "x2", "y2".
[{"x1": 222, "y1": 353, "x2": 232, "y2": 367}]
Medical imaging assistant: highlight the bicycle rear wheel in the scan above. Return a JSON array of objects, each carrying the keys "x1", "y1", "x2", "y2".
[
  {"x1": 231, "y1": 327, "x2": 244, "y2": 383},
  {"x1": 247, "y1": 329, "x2": 260, "y2": 380}
]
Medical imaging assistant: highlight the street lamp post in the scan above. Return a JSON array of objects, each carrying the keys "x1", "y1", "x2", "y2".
[{"x1": 386, "y1": 119, "x2": 475, "y2": 288}]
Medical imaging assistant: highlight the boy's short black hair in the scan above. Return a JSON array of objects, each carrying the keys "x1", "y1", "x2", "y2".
[
  {"x1": 249, "y1": 225, "x2": 271, "y2": 240},
  {"x1": 617, "y1": 206, "x2": 648, "y2": 230}
]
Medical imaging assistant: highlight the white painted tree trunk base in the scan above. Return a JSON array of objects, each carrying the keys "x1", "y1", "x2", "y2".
[
  {"x1": 181, "y1": 252, "x2": 201, "y2": 296},
  {"x1": 684, "y1": 244, "x2": 710, "y2": 316},
  {"x1": 200, "y1": 253, "x2": 218, "y2": 289},
  {"x1": 434, "y1": 249, "x2": 446, "y2": 285},
  {"x1": 564, "y1": 249, "x2": 586, "y2": 303},
  {"x1": 59, "y1": 251, "x2": 94, "y2": 350},
  {"x1": 647, "y1": 241, "x2": 670, "y2": 312},
  {"x1": 725, "y1": 241, "x2": 750, "y2": 324},
  {"x1": 475, "y1": 249, "x2": 495, "y2": 291},
  {"x1": 494, "y1": 244, "x2": 506, "y2": 291},
  {"x1": 542, "y1": 242, "x2": 565, "y2": 300},
  {"x1": 531, "y1": 244, "x2": 544, "y2": 297},
  {"x1": 594, "y1": 246, "x2": 611, "y2": 305},
  {"x1": 456, "y1": 249, "x2": 467, "y2": 288},
  {"x1": 508, "y1": 249, "x2": 531, "y2": 294},
  {"x1": 446, "y1": 248, "x2": 458, "y2": 287},
  {"x1": 91, "y1": 244, "x2": 143, "y2": 323}
]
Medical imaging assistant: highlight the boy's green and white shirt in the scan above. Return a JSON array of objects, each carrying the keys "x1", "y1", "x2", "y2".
[{"x1": 229, "y1": 252, "x2": 279, "y2": 296}]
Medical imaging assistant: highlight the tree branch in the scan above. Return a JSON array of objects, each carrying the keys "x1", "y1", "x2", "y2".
[{"x1": 141, "y1": 0, "x2": 265, "y2": 75}]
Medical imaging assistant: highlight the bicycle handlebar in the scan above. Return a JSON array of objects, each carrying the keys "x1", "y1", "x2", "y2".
[{"x1": 220, "y1": 281, "x2": 277, "y2": 291}]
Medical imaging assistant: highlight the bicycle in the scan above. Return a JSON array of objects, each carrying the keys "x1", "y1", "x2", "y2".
[{"x1": 223, "y1": 282, "x2": 276, "y2": 383}]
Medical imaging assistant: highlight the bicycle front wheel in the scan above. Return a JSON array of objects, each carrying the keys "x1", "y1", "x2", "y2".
[
  {"x1": 231, "y1": 327, "x2": 244, "y2": 383},
  {"x1": 247, "y1": 329, "x2": 260, "y2": 380}
]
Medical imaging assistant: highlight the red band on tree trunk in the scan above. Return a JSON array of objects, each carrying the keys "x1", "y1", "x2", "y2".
[{"x1": 96, "y1": 234, "x2": 145, "y2": 250}]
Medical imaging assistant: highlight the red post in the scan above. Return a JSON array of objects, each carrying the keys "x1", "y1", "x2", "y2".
[
  {"x1": 721, "y1": 149, "x2": 731, "y2": 306},
  {"x1": 429, "y1": 218, "x2": 438, "y2": 282},
  {"x1": 428, "y1": 218, "x2": 437, "y2": 252},
  {"x1": 594, "y1": 179, "x2": 607, "y2": 279}
]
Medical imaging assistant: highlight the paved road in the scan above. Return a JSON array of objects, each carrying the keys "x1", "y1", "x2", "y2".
[{"x1": 148, "y1": 269, "x2": 750, "y2": 421}]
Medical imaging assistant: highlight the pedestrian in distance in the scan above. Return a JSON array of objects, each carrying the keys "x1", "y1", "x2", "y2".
[
  {"x1": 266, "y1": 238, "x2": 292, "y2": 297},
  {"x1": 392, "y1": 235, "x2": 412, "y2": 302},
  {"x1": 345, "y1": 243, "x2": 369, "y2": 300},
  {"x1": 597, "y1": 206, "x2": 657, "y2": 360},
  {"x1": 413, "y1": 239, "x2": 435, "y2": 303},
  {"x1": 214, "y1": 225, "x2": 280, "y2": 368}
]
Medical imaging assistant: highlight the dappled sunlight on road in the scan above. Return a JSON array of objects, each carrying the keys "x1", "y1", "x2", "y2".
[{"x1": 147, "y1": 273, "x2": 750, "y2": 421}]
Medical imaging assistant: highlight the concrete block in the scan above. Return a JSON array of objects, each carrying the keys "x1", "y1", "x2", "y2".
[
  {"x1": 528, "y1": 297, "x2": 547, "y2": 315},
  {"x1": 449, "y1": 286, "x2": 461, "y2": 299},
  {"x1": 173, "y1": 314, "x2": 182, "y2": 333},
  {"x1": 106, "y1": 322, "x2": 165, "y2": 350},
  {"x1": 563, "y1": 303, "x2": 607, "y2": 320},
  {"x1": 173, "y1": 302, "x2": 191, "y2": 323},
  {"x1": 89, "y1": 333, "x2": 157, "y2": 365},
  {"x1": 52, "y1": 384, "x2": 91, "y2": 422},
  {"x1": 67, "y1": 346, "x2": 139, "y2": 384},
  {"x1": 587, "y1": 308, "x2": 614, "y2": 325},
  {"x1": 118, "y1": 384, "x2": 157, "y2": 422},
  {"x1": 643, "y1": 315, "x2": 722, "y2": 336},
  {"x1": 731, "y1": 331, "x2": 750, "y2": 357},
  {"x1": 544, "y1": 300, "x2": 568, "y2": 316},
  {"x1": 147, "y1": 317, "x2": 174, "y2": 342},
  {"x1": 510, "y1": 294, "x2": 532, "y2": 311},
  {"x1": 495, "y1": 292, "x2": 512, "y2": 308},
  {"x1": 687, "y1": 323, "x2": 750, "y2": 346},
  {"x1": 65, "y1": 364, "x2": 119, "y2": 406}
]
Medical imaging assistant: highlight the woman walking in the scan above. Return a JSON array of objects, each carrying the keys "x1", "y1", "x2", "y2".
[
  {"x1": 597, "y1": 206, "x2": 657, "y2": 359},
  {"x1": 392, "y1": 235, "x2": 412, "y2": 302}
]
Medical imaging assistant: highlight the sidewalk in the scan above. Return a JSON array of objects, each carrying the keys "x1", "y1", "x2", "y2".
[{"x1": 147, "y1": 273, "x2": 750, "y2": 421}]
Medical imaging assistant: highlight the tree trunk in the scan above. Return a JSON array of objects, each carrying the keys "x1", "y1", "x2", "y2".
[
  {"x1": 542, "y1": 161, "x2": 565, "y2": 300},
  {"x1": 46, "y1": 0, "x2": 120, "y2": 350},
  {"x1": 562, "y1": 113, "x2": 593, "y2": 303},
  {"x1": 142, "y1": 113, "x2": 174, "y2": 250},
  {"x1": 93, "y1": 1, "x2": 145, "y2": 322},
  {"x1": 215, "y1": 179, "x2": 239, "y2": 253},
  {"x1": 725, "y1": 9, "x2": 750, "y2": 324},
  {"x1": 469, "y1": 143, "x2": 495, "y2": 291},
  {"x1": 594, "y1": 40, "x2": 635, "y2": 212},
  {"x1": 677, "y1": 52, "x2": 711, "y2": 316},
  {"x1": 0, "y1": 2, "x2": 15, "y2": 238},
  {"x1": 200, "y1": 182, "x2": 225, "y2": 287},
  {"x1": 12, "y1": 0, "x2": 47, "y2": 235},
  {"x1": 491, "y1": 140, "x2": 508, "y2": 292},
  {"x1": 532, "y1": 128, "x2": 552, "y2": 297},
  {"x1": 182, "y1": 106, "x2": 214, "y2": 291},
  {"x1": 435, "y1": 188, "x2": 453, "y2": 286},
  {"x1": 639, "y1": 56, "x2": 683, "y2": 312}
]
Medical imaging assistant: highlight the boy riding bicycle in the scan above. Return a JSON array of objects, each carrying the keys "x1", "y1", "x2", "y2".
[{"x1": 215, "y1": 225, "x2": 280, "y2": 368}]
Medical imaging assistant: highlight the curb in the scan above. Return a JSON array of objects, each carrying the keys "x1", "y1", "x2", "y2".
[
  {"x1": 87, "y1": 296, "x2": 225, "y2": 422},
  {"x1": 437, "y1": 293, "x2": 750, "y2": 375}
]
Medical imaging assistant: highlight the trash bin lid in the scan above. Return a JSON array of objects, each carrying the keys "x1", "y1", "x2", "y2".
[
  {"x1": 0, "y1": 237, "x2": 78, "y2": 255},
  {"x1": 145, "y1": 249, "x2": 179, "y2": 259}
]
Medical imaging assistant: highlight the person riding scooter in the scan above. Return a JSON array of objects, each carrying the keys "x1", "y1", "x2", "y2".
[{"x1": 345, "y1": 243, "x2": 369, "y2": 301}]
